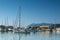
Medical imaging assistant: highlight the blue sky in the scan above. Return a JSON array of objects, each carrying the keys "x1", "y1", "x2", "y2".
[{"x1": 0, "y1": 0, "x2": 60, "y2": 27}]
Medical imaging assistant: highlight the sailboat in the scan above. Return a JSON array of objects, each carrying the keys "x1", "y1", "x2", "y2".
[{"x1": 14, "y1": 7, "x2": 30, "y2": 34}]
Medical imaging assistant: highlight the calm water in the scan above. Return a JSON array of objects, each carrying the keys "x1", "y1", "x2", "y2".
[{"x1": 0, "y1": 32, "x2": 60, "y2": 40}]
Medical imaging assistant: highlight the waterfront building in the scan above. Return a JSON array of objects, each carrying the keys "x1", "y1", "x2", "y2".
[{"x1": 40, "y1": 26, "x2": 49, "y2": 29}]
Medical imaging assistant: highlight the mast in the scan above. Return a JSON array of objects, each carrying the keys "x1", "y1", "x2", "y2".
[
  {"x1": 5, "y1": 17, "x2": 8, "y2": 26},
  {"x1": 18, "y1": 6, "x2": 21, "y2": 27},
  {"x1": 1, "y1": 19, "x2": 3, "y2": 25},
  {"x1": 54, "y1": 19, "x2": 56, "y2": 32}
]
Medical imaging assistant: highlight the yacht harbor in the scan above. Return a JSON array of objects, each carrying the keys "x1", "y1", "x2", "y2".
[{"x1": 0, "y1": 23, "x2": 60, "y2": 33}]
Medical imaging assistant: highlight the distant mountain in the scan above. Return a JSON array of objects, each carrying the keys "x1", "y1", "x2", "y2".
[
  {"x1": 28, "y1": 23, "x2": 41, "y2": 27},
  {"x1": 27, "y1": 23, "x2": 53, "y2": 27}
]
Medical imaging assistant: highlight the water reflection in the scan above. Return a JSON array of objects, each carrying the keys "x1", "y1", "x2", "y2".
[{"x1": 0, "y1": 32, "x2": 60, "y2": 40}]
